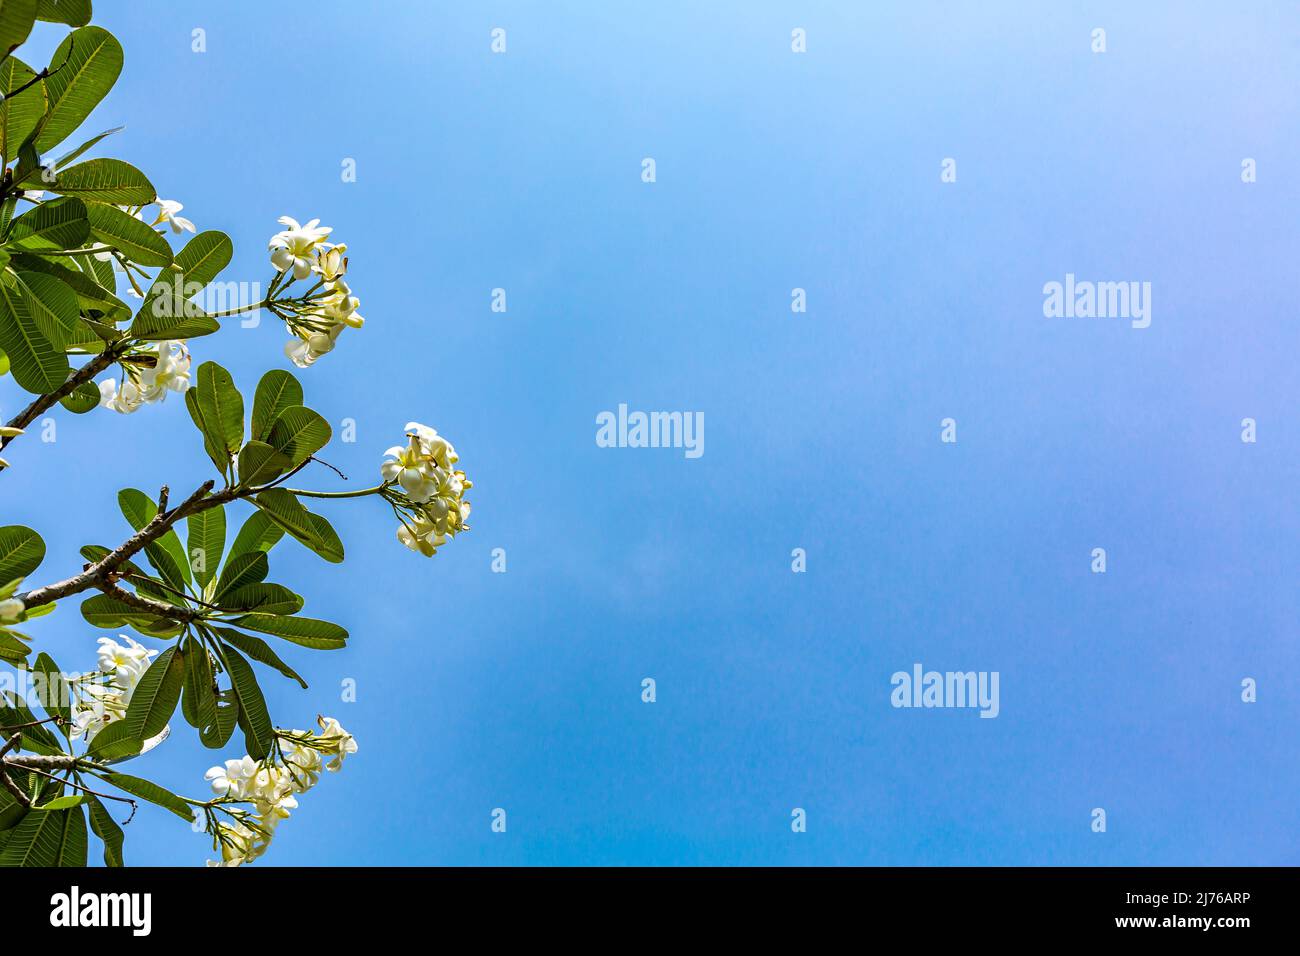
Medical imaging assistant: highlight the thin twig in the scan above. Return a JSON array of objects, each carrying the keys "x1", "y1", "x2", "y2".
[
  {"x1": 0, "y1": 733, "x2": 31, "y2": 808},
  {"x1": 21, "y1": 763, "x2": 138, "y2": 820}
]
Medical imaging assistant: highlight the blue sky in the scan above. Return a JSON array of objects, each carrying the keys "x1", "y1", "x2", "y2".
[{"x1": 2, "y1": 0, "x2": 1298, "y2": 865}]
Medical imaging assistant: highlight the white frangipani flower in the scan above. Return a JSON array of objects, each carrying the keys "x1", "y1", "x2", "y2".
[
  {"x1": 268, "y1": 216, "x2": 332, "y2": 280},
  {"x1": 205, "y1": 756, "x2": 259, "y2": 798},
  {"x1": 313, "y1": 243, "x2": 348, "y2": 284},
  {"x1": 284, "y1": 325, "x2": 343, "y2": 368},
  {"x1": 97, "y1": 341, "x2": 192, "y2": 414},
  {"x1": 97, "y1": 377, "x2": 145, "y2": 414},
  {"x1": 319, "y1": 279, "x2": 364, "y2": 329},
  {"x1": 316, "y1": 716, "x2": 358, "y2": 771},
  {"x1": 207, "y1": 821, "x2": 263, "y2": 868},
  {"x1": 396, "y1": 513, "x2": 445, "y2": 557},
  {"x1": 152, "y1": 199, "x2": 196, "y2": 233},
  {"x1": 72, "y1": 635, "x2": 159, "y2": 740}
]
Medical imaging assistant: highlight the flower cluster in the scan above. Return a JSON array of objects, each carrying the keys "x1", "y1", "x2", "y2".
[
  {"x1": 97, "y1": 340, "x2": 192, "y2": 414},
  {"x1": 71, "y1": 635, "x2": 159, "y2": 740},
  {"x1": 267, "y1": 216, "x2": 364, "y2": 368},
  {"x1": 380, "y1": 422, "x2": 472, "y2": 556},
  {"x1": 204, "y1": 716, "x2": 357, "y2": 867}
]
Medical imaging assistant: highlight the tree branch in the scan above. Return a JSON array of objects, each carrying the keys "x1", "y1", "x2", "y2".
[
  {"x1": 0, "y1": 347, "x2": 122, "y2": 456},
  {"x1": 14, "y1": 479, "x2": 230, "y2": 609},
  {"x1": 2, "y1": 753, "x2": 80, "y2": 773},
  {"x1": 95, "y1": 579, "x2": 201, "y2": 623}
]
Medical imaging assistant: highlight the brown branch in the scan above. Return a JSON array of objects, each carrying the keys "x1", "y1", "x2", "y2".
[
  {"x1": 14, "y1": 479, "x2": 232, "y2": 609},
  {"x1": 0, "y1": 347, "x2": 122, "y2": 455},
  {"x1": 96, "y1": 579, "x2": 201, "y2": 623}
]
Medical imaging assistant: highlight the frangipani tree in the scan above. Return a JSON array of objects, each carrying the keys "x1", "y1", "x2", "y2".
[{"x1": 0, "y1": 2, "x2": 470, "y2": 866}]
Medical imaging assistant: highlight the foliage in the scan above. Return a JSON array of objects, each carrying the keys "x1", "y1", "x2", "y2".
[{"x1": 0, "y1": 2, "x2": 470, "y2": 866}]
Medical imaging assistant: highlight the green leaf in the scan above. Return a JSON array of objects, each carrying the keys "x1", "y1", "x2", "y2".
[
  {"x1": 86, "y1": 796, "x2": 123, "y2": 868},
  {"x1": 185, "y1": 362, "x2": 243, "y2": 476},
  {"x1": 34, "y1": 26, "x2": 124, "y2": 153},
  {"x1": 211, "y1": 625, "x2": 306, "y2": 688},
  {"x1": 117, "y1": 488, "x2": 191, "y2": 589},
  {"x1": 86, "y1": 201, "x2": 173, "y2": 267},
  {"x1": 13, "y1": 138, "x2": 36, "y2": 183},
  {"x1": 100, "y1": 773, "x2": 192, "y2": 821},
  {"x1": 185, "y1": 390, "x2": 227, "y2": 474},
  {"x1": 12, "y1": 270, "x2": 79, "y2": 347},
  {"x1": 0, "y1": 630, "x2": 30, "y2": 664},
  {"x1": 0, "y1": 1, "x2": 36, "y2": 66},
  {"x1": 45, "y1": 158, "x2": 154, "y2": 204},
  {"x1": 0, "y1": 55, "x2": 42, "y2": 163},
  {"x1": 4, "y1": 195, "x2": 89, "y2": 250},
  {"x1": 0, "y1": 276, "x2": 66, "y2": 391},
  {"x1": 264, "y1": 405, "x2": 330, "y2": 470},
  {"x1": 237, "y1": 439, "x2": 289, "y2": 487},
  {"x1": 124, "y1": 230, "x2": 231, "y2": 338},
  {"x1": 8, "y1": 251, "x2": 128, "y2": 322},
  {"x1": 0, "y1": 793, "x2": 25, "y2": 831},
  {"x1": 58, "y1": 378, "x2": 99, "y2": 413},
  {"x1": 35, "y1": 0, "x2": 91, "y2": 27},
  {"x1": 72, "y1": 245, "x2": 112, "y2": 289},
  {"x1": 204, "y1": 694, "x2": 238, "y2": 749},
  {"x1": 217, "y1": 582, "x2": 303, "y2": 616},
  {"x1": 226, "y1": 511, "x2": 284, "y2": 566},
  {"x1": 253, "y1": 488, "x2": 344, "y2": 563},
  {"x1": 0, "y1": 690, "x2": 60, "y2": 753},
  {"x1": 213, "y1": 550, "x2": 267, "y2": 600},
  {"x1": 0, "y1": 805, "x2": 87, "y2": 867},
  {"x1": 231, "y1": 613, "x2": 347, "y2": 650},
  {"x1": 31, "y1": 651, "x2": 71, "y2": 730},
  {"x1": 222, "y1": 647, "x2": 273, "y2": 760},
  {"x1": 306, "y1": 512, "x2": 345, "y2": 564},
  {"x1": 33, "y1": 794, "x2": 85, "y2": 811},
  {"x1": 0, "y1": 691, "x2": 58, "y2": 752},
  {"x1": 186, "y1": 505, "x2": 225, "y2": 590},
  {"x1": 129, "y1": 231, "x2": 232, "y2": 340},
  {"x1": 85, "y1": 719, "x2": 141, "y2": 761},
  {"x1": 251, "y1": 369, "x2": 303, "y2": 442},
  {"x1": 80, "y1": 592, "x2": 173, "y2": 631},
  {"x1": 170, "y1": 229, "x2": 233, "y2": 287},
  {"x1": 119, "y1": 645, "x2": 183, "y2": 742},
  {"x1": 0, "y1": 525, "x2": 43, "y2": 582},
  {"x1": 181, "y1": 637, "x2": 215, "y2": 732}
]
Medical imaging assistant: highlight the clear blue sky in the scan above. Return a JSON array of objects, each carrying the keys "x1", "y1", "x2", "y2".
[{"x1": 2, "y1": 1, "x2": 1298, "y2": 865}]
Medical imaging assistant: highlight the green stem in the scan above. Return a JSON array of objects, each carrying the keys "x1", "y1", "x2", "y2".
[
  {"x1": 206, "y1": 299, "x2": 268, "y2": 319},
  {"x1": 282, "y1": 483, "x2": 387, "y2": 500}
]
